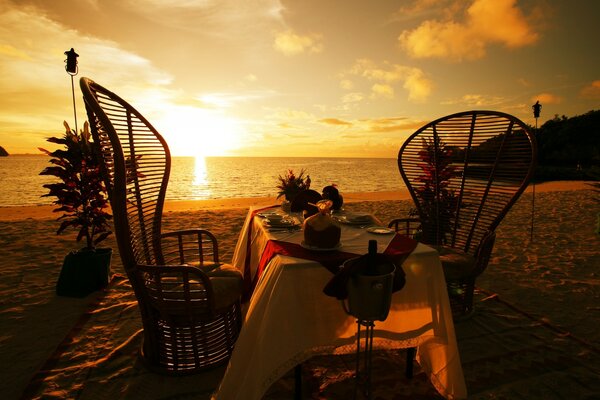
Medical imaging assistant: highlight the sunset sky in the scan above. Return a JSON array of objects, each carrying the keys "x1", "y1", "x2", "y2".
[{"x1": 0, "y1": 0, "x2": 598, "y2": 157}]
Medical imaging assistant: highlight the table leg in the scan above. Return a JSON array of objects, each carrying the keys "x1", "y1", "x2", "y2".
[
  {"x1": 294, "y1": 363, "x2": 302, "y2": 400},
  {"x1": 406, "y1": 347, "x2": 416, "y2": 378}
]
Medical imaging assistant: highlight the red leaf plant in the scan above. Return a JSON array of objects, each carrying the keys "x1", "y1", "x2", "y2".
[
  {"x1": 39, "y1": 121, "x2": 112, "y2": 251},
  {"x1": 410, "y1": 136, "x2": 462, "y2": 245}
]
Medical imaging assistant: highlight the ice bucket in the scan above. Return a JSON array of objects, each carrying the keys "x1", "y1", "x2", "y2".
[{"x1": 345, "y1": 259, "x2": 396, "y2": 322}]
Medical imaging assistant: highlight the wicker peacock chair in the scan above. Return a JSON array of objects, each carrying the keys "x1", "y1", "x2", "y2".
[
  {"x1": 80, "y1": 77, "x2": 243, "y2": 374},
  {"x1": 390, "y1": 110, "x2": 536, "y2": 317}
]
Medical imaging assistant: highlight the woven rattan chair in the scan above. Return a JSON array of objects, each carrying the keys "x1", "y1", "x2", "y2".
[
  {"x1": 80, "y1": 77, "x2": 243, "y2": 374},
  {"x1": 391, "y1": 110, "x2": 536, "y2": 317}
]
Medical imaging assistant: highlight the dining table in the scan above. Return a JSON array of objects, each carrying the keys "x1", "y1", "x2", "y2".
[{"x1": 212, "y1": 206, "x2": 467, "y2": 400}]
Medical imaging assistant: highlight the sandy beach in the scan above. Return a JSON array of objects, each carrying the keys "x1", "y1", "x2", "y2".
[{"x1": 1, "y1": 181, "x2": 599, "y2": 399}]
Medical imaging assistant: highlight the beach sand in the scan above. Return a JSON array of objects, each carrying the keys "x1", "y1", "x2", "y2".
[{"x1": 0, "y1": 181, "x2": 598, "y2": 399}]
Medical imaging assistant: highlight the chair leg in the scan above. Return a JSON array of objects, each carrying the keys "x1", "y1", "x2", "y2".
[
  {"x1": 405, "y1": 347, "x2": 416, "y2": 378},
  {"x1": 463, "y1": 279, "x2": 475, "y2": 315},
  {"x1": 294, "y1": 363, "x2": 302, "y2": 400}
]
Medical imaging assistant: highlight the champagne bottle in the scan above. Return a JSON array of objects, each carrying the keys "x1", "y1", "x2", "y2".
[{"x1": 367, "y1": 239, "x2": 377, "y2": 275}]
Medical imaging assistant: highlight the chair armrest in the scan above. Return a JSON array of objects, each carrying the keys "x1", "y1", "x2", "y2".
[
  {"x1": 472, "y1": 230, "x2": 496, "y2": 277},
  {"x1": 160, "y1": 229, "x2": 221, "y2": 267},
  {"x1": 388, "y1": 218, "x2": 421, "y2": 238}
]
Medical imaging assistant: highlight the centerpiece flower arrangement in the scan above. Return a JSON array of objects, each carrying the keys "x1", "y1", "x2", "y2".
[{"x1": 276, "y1": 168, "x2": 311, "y2": 202}]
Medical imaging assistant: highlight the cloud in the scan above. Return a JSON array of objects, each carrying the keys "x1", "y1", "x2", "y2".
[
  {"x1": 580, "y1": 80, "x2": 600, "y2": 100},
  {"x1": 341, "y1": 92, "x2": 363, "y2": 103},
  {"x1": 274, "y1": 30, "x2": 324, "y2": 56},
  {"x1": 318, "y1": 118, "x2": 352, "y2": 126},
  {"x1": 196, "y1": 91, "x2": 274, "y2": 108},
  {"x1": 125, "y1": 0, "x2": 284, "y2": 36},
  {"x1": 343, "y1": 59, "x2": 433, "y2": 102},
  {"x1": 0, "y1": 4, "x2": 172, "y2": 145},
  {"x1": 0, "y1": 1, "x2": 256, "y2": 156},
  {"x1": 442, "y1": 93, "x2": 505, "y2": 107},
  {"x1": 268, "y1": 108, "x2": 315, "y2": 121},
  {"x1": 340, "y1": 79, "x2": 353, "y2": 90},
  {"x1": 361, "y1": 117, "x2": 426, "y2": 133},
  {"x1": 346, "y1": 117, "x2": 426, "y2": 136},
  {"x1": 403, "y1": 69, "x2": 434, "y2": 102},
  {"x1": 0, "y1": 44, "x2": 31, "y2": 60},
  {"x1": 394, "y1": 0, "x2": 449, "y2": 16},
  {"x1": 531, "y1": 93, "x2": 562, "y2": 105},
  {"x1": 371, "y1": 83, "x2": 394, "y2": 99},
  {"x1": 399, "y1": 0, "x2": 539, "y2": 61},
  {"x1": 517, "y1": 78, "x2": 532, "y2": 87}
]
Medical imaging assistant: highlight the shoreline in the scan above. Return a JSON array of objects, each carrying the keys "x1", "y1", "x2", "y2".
[{"x1": 0, "y1": 180, "x2": 591, "y2": 222}]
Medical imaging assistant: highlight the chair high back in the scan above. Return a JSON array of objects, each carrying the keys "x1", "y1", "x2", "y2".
[
  {"x1": 399, "y1": 110, "x2": 536, "y2": 254},
  {"x1": 80, "y1": 77, "x2": 243, "y2": 374},
  {"x1": 80, "y1": 78, "x2": 169, "y2": 280}
]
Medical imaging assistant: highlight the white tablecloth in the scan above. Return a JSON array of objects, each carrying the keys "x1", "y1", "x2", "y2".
[{"x1": 213, "y1": 208, "x2": 467, "y2": 399}]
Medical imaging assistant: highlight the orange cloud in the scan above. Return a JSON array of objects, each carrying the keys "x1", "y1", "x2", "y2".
[
  {"x1": 341, "y1": 92, "x2": 363, "y2": 103},
  {"x1": 371, "y1": 83, "x2": 395, "y2": 99},
  {"x1": 399, "y1": 0, "x2": 539, "y2": 61},
  {"x1": 363, "y1": 117, "x2": 425, "y2": 133},
  {"x1": 340, "y1": 79, "x2": 353, "y2": 90},
  {"x1": 319, "y1": 118, "x2": 352, "y2": 126},
  {"x1": 442, "y1": 93, "x2": 505, "y2": 107},
  {"x1": 274, "y1": 30, "x2": 323, "y2": 56},
  {"x1": 580, "y1": 80, "x2": 600, "y2": 99},
  {"x1": 344, "y1": 59, "x2": 433, "y2": 102},
  {"x1": 531, "y1": 93, "x2": 562, "y2": 105},
  {"x1": 0, "y1": 44, "x2": 31, "y2": 60},
  {"x1": 403, "y1": 69, "x2": 434, "y2": 102}
]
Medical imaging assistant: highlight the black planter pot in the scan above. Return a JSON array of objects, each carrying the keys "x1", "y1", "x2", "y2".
[{"x1": 56, "y1": 248, "x2": 112, "y2": 298}]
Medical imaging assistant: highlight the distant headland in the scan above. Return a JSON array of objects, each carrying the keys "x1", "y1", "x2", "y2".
[{"x1": 0, "y1": 146, "x2": 8, "y2": 156}]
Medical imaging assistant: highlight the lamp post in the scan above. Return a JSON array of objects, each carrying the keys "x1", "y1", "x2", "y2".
[
  {"x1": 64, "y1": 48, "x2": 79, "y2": 132},
  {"x1": 531, "y1": 101, "x2": 542, "y2": 241}
]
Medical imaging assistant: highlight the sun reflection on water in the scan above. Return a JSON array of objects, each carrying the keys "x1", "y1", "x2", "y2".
[
  {"x1": 191, "y1": 156, "x2": 212, "y2": 198},
  {"x1": 194, "y1": 156, "x2": 208, "y2": 185}
]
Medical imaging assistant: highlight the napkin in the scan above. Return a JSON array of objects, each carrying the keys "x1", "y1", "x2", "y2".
[{"x1": 323, "y1": 234, "x2": 417, "y2": 300}]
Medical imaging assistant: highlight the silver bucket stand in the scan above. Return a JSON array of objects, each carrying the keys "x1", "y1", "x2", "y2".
[{"x1": 343, "y1": 250, "x2": 396, "y2": 400}]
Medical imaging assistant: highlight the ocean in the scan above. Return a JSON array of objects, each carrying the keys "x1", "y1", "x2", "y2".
[{"x1": 0, "y1": 155, "x2": 404, "y2": 207}]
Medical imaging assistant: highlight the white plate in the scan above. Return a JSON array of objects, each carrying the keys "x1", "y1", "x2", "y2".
[
  {"x1": 257, "y1": 211, "x2": 280, "y2": 218},
  {"x1": 366, "y1": 226, "x2": 395, "y2": 235},
  {"x1": 264, "y1": 220, "x2": 298, "y2": 228},
  {"x1": 300, "y1": 241, "x2": 343, "y2": 251}
]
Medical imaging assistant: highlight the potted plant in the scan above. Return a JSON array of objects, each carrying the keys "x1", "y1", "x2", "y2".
[
  {"x1": 410, "y1": 136, "x2": 461, "y2": 245},
  {"x1": 276, "y1": 169, "x2": 311, "y2": 211},
  {"x1": 39, "y1": 121, "x2": 113, "y2": 297}
]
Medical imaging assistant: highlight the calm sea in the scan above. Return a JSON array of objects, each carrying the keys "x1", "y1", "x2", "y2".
[{"x1": 0, "y1": 155, "x2": 404, "y2": 207}]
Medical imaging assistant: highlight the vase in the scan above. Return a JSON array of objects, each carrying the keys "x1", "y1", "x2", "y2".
[
  {"x1": 281, "y1": 200, "x2": 291, "y2": 213},
  {"x1": 56, "y1": 247, "x2": 112, "y2": 298}
]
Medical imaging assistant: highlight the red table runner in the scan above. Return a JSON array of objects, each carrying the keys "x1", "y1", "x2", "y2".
[
  {"x1": 242, "y1": 205, "x2": 279, "y2": 302},
  {"x1": 244, "y1": 232, "x2": 418, "y2": 301}
]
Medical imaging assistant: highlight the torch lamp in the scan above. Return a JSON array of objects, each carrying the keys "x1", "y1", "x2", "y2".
[{"x1": 64, "y1": 48, "x2": 79, "y2": 131}]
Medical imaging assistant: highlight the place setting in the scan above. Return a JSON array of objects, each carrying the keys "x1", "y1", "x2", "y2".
[
  {"x1": 260, "y1": 214, "x2": 301, "y2": 232},
  {"x1": 332, "y1": 213, "x2": 376, "y2": 228},
  {"x1": 365, "y1": 226, "x2": 395, "y2": 235}
]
